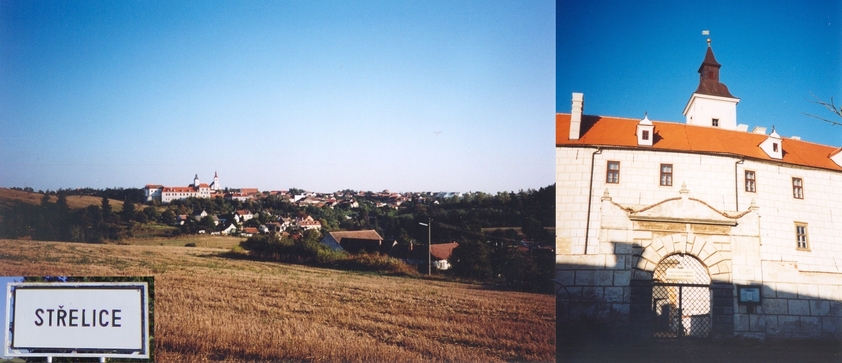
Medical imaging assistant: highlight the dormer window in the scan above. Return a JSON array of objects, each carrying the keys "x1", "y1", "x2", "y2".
[
  {"x1": 773, "y1": 143, "x2": 779, "y2": 152},
  {"x1": 712, "y1": 118, "x2": 719, "y2": 127},
  {"x1": 637, "y1": 114, "x2": 655, "y2": 146}
]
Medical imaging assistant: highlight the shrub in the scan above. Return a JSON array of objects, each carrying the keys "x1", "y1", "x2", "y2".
[
  {"x1": 335, "y1": 253, "x2": 419, "y2": 276},
  {"x1": 239, "y1": 235, "x2": 416, "y2": 276}
]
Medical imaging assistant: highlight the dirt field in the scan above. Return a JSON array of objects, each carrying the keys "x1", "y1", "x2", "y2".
[{"x1": 0, "y1": 239, "x2": 555, "y2": 362}]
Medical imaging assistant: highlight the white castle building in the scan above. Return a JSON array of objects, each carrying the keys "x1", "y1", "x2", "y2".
[
  {"x1": 556, "y1": 42, "x2": 842, "y2": 340},
  {"x1": 145, "y1": 172, "x2": 222, "y2": 204}
]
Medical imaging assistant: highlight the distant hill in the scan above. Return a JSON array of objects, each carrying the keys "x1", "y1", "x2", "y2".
[{"x1": 0, "y1": 188, "x2": 124, "y2": 212}]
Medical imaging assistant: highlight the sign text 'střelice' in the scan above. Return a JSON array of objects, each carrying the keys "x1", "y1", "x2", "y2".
[{"x1": 9, "y1": 284, "x2": 146, "y2": 351}]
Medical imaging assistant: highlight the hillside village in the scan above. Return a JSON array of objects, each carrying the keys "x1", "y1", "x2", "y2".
[
  {"x1": 144, "y1": 172, "x2": 477, "y2": 238},
  {"x1": 1, "y1": 176, "x2": 555, "y2": 292}
]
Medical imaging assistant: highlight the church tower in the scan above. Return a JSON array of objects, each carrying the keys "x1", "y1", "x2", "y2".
[
  {"x1": 193, "y1": 174, "x2": 200, "y2": 187},
  {"x1": 682, "y1": 39, "x2": 740, "y2": 130},
  {"x1": 210, "y1": 171, "x2": 220, "y2": 191}
]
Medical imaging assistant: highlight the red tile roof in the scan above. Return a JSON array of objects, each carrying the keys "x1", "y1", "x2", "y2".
[
  {"x1": 557, "y1": 113, "x2": 842, "y2": 172},
  {"x1": 328, "y1": 230, "x2": 382, "y2": 243},
  {"x1": 430, "y1": 242, "x2": 459, "y2": 260}
]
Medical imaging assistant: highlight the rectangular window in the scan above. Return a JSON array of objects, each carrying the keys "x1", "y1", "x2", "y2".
[
  {"x1": 795, "y1": 223, "x2": 809, "y2": 250},
  {"x1": 606, "y1": 161, "x2": 620, "y2": 184},
  {"x1": 712, "y1": 118, "x2": 719, "y2": 127},
  {"x1": 792, "y1": 177, "x2": 803, "y2": 199},
  {"x1": 745, "y1": 170, "x2": 756, "y2": 192},
  {"x1": 642, "y1": 130, "x2": 650, "y2": 140},
  {"x1": 660, "y1": 164, "x2": 673, "y2": 186}
]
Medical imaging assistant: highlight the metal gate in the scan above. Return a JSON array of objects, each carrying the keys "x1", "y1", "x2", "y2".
[{"x1": 651, "y1": 253, "x2": 712, "y2": 338}]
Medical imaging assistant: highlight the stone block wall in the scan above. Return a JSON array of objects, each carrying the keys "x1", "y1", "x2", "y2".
[{"x1": 733, "y1": 261, "x2": 842, "y2": 340}]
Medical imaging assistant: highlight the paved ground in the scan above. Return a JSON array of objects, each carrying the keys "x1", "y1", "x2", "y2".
[{"x1": 557, "y1": 338, "x2": 842, "y2": 363}]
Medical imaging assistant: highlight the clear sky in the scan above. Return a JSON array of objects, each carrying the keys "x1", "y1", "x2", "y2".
[
  {"x1": 0, "y1": 1, "x2": 555, "y2": 194},
  {"x1": 557, "y1": 0, "x2": 842, "y2": 147}
]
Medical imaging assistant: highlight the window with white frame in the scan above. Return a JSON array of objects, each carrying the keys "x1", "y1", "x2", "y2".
[
  {"x1": 792, "y1": 177, "x2": 804, "y2": 199},
  {"x1": 659, "y1": 164, "x2": 673, "y2": 186},
  {"x1": 745, "y1": 170, "x2": 756, "y2": 192},
  {"x1": 795, "y1": 223, "x2": 809, "y2": 250},
  {"x1": 606, "y1": 161, "x2": 620, "y2": 184}
]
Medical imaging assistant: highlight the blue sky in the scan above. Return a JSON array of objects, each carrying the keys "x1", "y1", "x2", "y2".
[
  {"x1": 557, "y1": 0, "x2": 842, "y2": 147},
  {"x1": 0, "y1": 1, "x2": 554, "y2": 193}
]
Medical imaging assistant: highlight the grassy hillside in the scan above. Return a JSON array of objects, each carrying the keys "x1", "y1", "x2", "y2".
[
  {"x1": 0, "y1": 188, "x2": 124, "y2": 211},
  {"x1": 0, "y1": 239, "x2": 554, "y2": 362}
]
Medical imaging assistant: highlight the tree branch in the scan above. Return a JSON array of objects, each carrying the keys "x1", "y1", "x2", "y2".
[{"x1": 803, "y1": 93, "x2": 842, "y2": 126}]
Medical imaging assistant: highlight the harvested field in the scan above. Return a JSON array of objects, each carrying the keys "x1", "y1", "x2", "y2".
[
  {"x1": 0, "y1": 239, "x2": 555, "y2": 362},
  {"x1": 0, "y1": 188, "x2": 124, "y2": 211},
  {"x1": 125, "y1": 235, "x2": 245, "y2": 249}
]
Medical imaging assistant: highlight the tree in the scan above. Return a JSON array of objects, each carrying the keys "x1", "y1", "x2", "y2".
[
  {"x1": 41, "y1": 193, "x2": 52, "y2": 208},
  {"x1": 122, "y1": 199, "x2": 136, "y2": 222},
  {"x1": 449, "y1": 238, "x2": 493, "y2": 280},
  {"x1": 161, "y1": 210, "x2": 176, "y2": 225},
  {"x1": 55, "y1": 192, "x2": 69, "y2": 215},
  {"x1": 804, "y1": 94, "x2": 842, "y2": 126},
  {"x1": 101, "y1": 196, "x2": 113, "y2": 221},
  {"x1": 143, "y1": 206, "x2": 160, "y2": 223},
  {"x1": 200, "y1": 215, "x2": 216, "y2": 231}
]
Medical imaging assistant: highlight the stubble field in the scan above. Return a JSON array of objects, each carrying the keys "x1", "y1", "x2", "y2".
[{"x1": 0, "y1": 239, "x2": 554, "y2": 362}]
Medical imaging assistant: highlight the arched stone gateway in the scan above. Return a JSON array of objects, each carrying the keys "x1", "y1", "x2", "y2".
[{"x1": 651, "y1": 253, "x2": 711, "y2": 338}]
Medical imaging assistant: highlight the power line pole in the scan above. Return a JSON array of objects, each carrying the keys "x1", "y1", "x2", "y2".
[{"x1": 419, "y1": 218, "x2": 431, "y2": 275}]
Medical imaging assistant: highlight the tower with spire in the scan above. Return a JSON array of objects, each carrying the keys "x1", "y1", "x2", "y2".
[
  {"x1": 682, "y1": 38, "x2": 741, "y2": 129},
  {"x1": 210, "y1": 171, "x2": 220, "y2": 191}
]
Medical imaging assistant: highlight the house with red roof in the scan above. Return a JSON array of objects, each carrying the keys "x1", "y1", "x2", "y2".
[
  {"x1": 556, "y1": 41, "x2": 842, "y2": 341},
  {"x1": 144, "y1": 173, "x2": 220, "y2": 204},
  {"x1": 321, "y1": 230, "x2": 386, "y2": 254}
]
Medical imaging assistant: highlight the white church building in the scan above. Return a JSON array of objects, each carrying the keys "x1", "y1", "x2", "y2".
[
  {"x1": 556, "y1": 42, "x2": 842, "y2": 340},
  {"x1": 145, "y1": 172, "x2": 222, "y2": 204}
]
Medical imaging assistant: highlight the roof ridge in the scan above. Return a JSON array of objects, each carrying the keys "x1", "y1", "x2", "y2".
[{"x1": 558, "y1": 112, "x2": 840, "y2": 148}]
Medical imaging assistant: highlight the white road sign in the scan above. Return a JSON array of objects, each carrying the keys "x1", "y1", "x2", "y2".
[{"x1": 4, "y1": 282, "x2": 150, "y2": 359}]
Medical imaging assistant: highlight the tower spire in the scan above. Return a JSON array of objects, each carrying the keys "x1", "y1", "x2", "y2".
[
  {"x1": 694, "y1": 42, "x2": 734, "y2": 98},
  {"x1": 682, "y1": 37, "x2": 741, "y2": 129}
]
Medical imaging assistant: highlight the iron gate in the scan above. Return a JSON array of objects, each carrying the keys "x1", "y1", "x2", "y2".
[{"x1": 651, "y1": 253, "x2": 712, "y2": 338}]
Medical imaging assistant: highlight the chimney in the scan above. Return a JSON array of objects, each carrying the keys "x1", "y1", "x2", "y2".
[
  {"x1": 569, "y1": 93, "x2": 584, "y2": 140},
  {"x1": 751, "y1": 126, "x2": 767, "y2": 135}
]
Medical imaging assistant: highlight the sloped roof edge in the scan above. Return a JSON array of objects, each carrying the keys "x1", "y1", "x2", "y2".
[{"x1": 557, "y1": 113, "x2": 842, "y2": 172}]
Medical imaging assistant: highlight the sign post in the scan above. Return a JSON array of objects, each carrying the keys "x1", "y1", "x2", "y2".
[{"x1": 4, "y1": 282, "x2": 150, "y2": 360}]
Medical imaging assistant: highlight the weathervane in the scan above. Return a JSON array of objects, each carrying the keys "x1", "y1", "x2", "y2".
[{"x1": 702, "y1": 30, "x2": 711, "y2": 46}]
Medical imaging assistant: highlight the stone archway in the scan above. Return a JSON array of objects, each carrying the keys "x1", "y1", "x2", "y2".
[
  {"x1": 651, "y1": 253, "x2": 712, "y2": 338},
  {"x1": 631, "y1": 233, "x2": 731, "y2": 283}
]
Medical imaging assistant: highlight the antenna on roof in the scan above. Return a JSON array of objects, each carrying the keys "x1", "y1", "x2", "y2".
[{"x1": 702, "y1": 30, "x2": 711, "y2": 46}]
